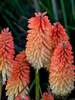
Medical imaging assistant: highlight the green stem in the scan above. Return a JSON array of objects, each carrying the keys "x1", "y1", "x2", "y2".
[
  {"x1": 35, "y1": 70, "x2": 40, "y2": 100},
  {"x1": 0, "y1": 72, "x2": 2, "y2": 100}
]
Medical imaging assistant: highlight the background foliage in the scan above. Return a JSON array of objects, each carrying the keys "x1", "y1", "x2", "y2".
[{"x1": 0, "y1": 0, "x2": 75, "y2": 99}]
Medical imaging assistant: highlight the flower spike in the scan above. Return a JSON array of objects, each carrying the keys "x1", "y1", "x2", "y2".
[
  {"x1": 51, "y1": 22, "x2": 69, "y2": 49},
  {"x1": 15, "y1": 95, "x2": 30, "y2": 100},
  {"x1": 49, "y1": 41, "x2": 75, "y2": 96},
  {"x1": 26, "y1": 12, "x2": 52, "y2": 70},
  {"x1": 0, "y1": 28, "x2": 14, "y2": 83},
  {"x1": 40, "y1": 92, "x2": 54, "y2": 100},
  {"x1": 6, "y1": 51, "x2": 30, "y2": 100}
]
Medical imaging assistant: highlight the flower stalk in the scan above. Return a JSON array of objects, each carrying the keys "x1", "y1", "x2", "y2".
[{"x1": 35, "y1": 70, "x2": 40, "y2": 100}]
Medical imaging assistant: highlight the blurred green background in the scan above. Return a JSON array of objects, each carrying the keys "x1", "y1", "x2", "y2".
[{"x1": 0, "y1": 0, "x2": 75, "y2": 99}]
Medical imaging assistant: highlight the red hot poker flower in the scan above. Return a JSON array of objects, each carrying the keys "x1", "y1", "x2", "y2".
[
  {"x1": 50, "y1": 22, "x2": 69, "y2": 49},
  {"x1": 6, "y1": 51, "x2": 30, "y2": 100},
  {"x1": 49, "y1": 41, "x2": 75, "y2": 96},
  {"x1": 15, "y1": 95, "x2": 30, "y2": 100},
  {"x1": 0, "y1": 28, "x2": 14, "y2": 83},
  {"x1": 26, "y1": 12, "x2": 52, "y2": 70},
  {"x1": 40, "y1": 92, "x2": 54, "y2": 100}
]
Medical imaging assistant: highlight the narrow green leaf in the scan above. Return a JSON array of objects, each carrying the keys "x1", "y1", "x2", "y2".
[
  {"x1": 14, "y1": 0, "x2": 25, "y2": 15},
  {"x1": 4, "y1": 10, "x2": 17, "y2": 21},
  {"x1": 29, "y1": 80, "x2": 35, "y2": 93},
  {"x1": 2, "y1": 14, "x2": 18, "y2": 37},
  {"x1": 67, "y1": 25, "x2": 75, "y2": 30},
  {"x1": 39, "y1": 1, "x2": 52, "y2": 17},
  {"x1": 60, "y1": 0, "x2": 67, "y2": 26},
  {"x1": 33, "y1": 0, "x2": 40, "y2": 12},
  {"x1": 60, "y1": 0, "x2": 69, "y2": 36},
  {"x1": 70, "y1": 0, "x2": 75, "y2": 20},
  {"x1": 51, "y1": 0, "x2": 59, "y2": 21}
]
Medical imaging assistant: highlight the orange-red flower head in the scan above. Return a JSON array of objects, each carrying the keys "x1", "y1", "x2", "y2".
[
  {"x1": 0, "y1": 28, "x2": 14, "y2": 83},
  {"x1": 51, "y1": 22, "x2": 69, "y2": 49},
  {"x1": 26, "y1": 12, "x2": 52, "y2": 70},
  {"x1": 16, "y1": 95, "x2": 30, "y2": 100},
  {"x1": 40, "y1": 92, "x2": 54, "y2": 100},
  {"x1": 6, "y1": 51, "x2": 30, "y2": 100},
  {"x1": 49, "y1": 41, "x2": 75, "y2": 95}
]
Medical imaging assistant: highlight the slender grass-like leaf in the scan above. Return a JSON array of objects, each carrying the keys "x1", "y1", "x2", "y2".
[
  {"x1": 29, "y1": 80, "x2": 35, "y2": 93},
  {"x1": 33, "y1": 0, "x2": 40, "y2": 12},
  {"x1": 4, "y1": 10, "x2": 17, "y2": 21},
  {"x1": 67, "y1": 25, "x2": 75, "y2": 30},
  {"x1": 70, "y1": 0, "x2": 75, "y2": 20},
  {"x1": 13, "y1": 0, "x2": 25, "y2": 15},
  {"x1": 39, "y1": 1, "x2": 52, "y2": 18},
  {"x1": 60, "y1": 0, "x2": 68, "y2": 33},
  {"x1": 51, "y1": 0, "x2": 59, "y2": 21},
  {"x1": 13, "y1": 21, "x2": 26, "y2": 32},
  {"x1": 2, "y1": 14, "x2": 19, "y2": 40}
]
